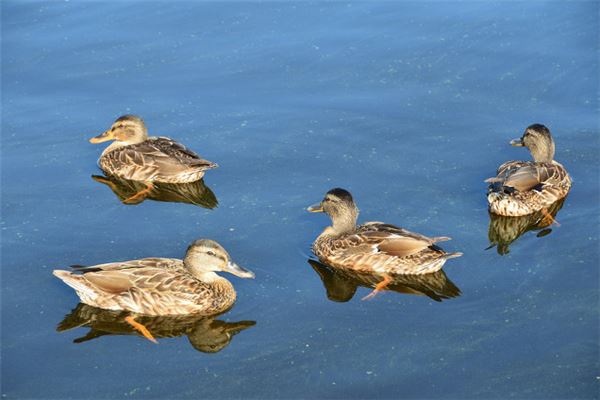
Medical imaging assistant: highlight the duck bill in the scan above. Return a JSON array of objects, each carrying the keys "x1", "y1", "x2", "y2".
[
  {"x1": 89, "y1": 130, "x2": 115, "y2": 144},
  {"x1": 307, "y1": 203, "x2": 324, "y2": 213},
  {"x1": 224, "y1": 261, "x2": 255, "y2": 279},
  {"x1": 510, "y1": 138, "x2": 524, "y2": 147}
]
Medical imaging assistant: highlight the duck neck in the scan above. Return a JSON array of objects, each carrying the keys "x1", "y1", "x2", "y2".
[
  {"x1": 100, "y1": 141, "x2": 129, "y2": 157},
  {"x1": 326, "y1": 209, "x2": 358, "y2": 237},
  {"x1": 184, "y1": 257, "x2": 225, "y2": 284},
  {"x1": 192, "y1": 271, "x2": 222, "y2": 283},
  {"x1": 529, "y1": 141, "x2": 555, "y2": 163}
]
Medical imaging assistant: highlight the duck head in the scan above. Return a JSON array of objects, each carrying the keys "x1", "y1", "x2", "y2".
[
  {"x1": 90, "y1": 115, "x2": 149, "y2": 145},
  {"x1": 183, "y1": 239, "x2": 254, "y2": 281},
  {"x1": 510, "y1": 124, "x2": 555, "y2": 162},
  {"x1": 307, "y1": 188, "x2": 359, "y2": 235}
]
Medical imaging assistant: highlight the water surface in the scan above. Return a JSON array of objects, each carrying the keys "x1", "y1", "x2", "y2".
[{"x1": 2, "y1": 1, "x2": 599, "y2": 398}]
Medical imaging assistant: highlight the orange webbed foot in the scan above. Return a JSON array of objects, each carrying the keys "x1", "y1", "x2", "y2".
[
  {"x1": 540, "y1": 208, "x2": 560, "y2": 227},
  {"x1": 125, "y1": 316, "x2": 158, "y2": 344},
  {"x1": 361, "y1": 274, "x2": 392, "y2": 301},
  {"x1": 123, "y1": 182, "x2": 154, "y2": 204}
]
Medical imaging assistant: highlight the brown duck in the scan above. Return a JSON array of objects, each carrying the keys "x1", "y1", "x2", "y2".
[
  {"x1": 486, "y1": 124, "x2": 571, "y2": 217},
  {"x1": 53, "y1": 239, "x2": 254, "y2": 317},
  {"x1": 307, "y1": 188, "x2": 462, "y2": 298},
  {"x1": 90, "y1": 115, "x2": 217, "y2": 202}
]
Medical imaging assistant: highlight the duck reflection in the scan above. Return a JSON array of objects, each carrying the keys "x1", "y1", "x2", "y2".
[
  {"x1": 487, "y1": 197, "x2": 565, "y2": 255},
  {"x1": 57, "y1": 303, "x2": 255, "y2": 353},
  {"x1": 308, "y1": 259, "x2": 461, "y2": 302},
  {"x1": 92, "y1": 174, "x2": 218, "y2": 208}
]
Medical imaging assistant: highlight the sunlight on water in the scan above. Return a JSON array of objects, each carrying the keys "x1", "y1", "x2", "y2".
[{"x1": 2, "y1": 1, "x2": 598, "y2": 398}]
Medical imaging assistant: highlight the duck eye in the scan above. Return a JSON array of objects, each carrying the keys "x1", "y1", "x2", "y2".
[{"x1": 206, "y1": 251, "x2": 216, "y2": 257}]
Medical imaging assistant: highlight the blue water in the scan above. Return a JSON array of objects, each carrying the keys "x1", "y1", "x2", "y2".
[{"x1": 2, "y1": 1, "x2": 599, "y2": 398}]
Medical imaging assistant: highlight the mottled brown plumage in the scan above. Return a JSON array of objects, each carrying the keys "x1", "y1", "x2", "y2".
[
  {"x1": 307, "y1": 188, "x2": 462, "y2": 275},
  {"x1": 90, "y1": 115, "x2": 217, "y2": 183},
  {"x1": 57, "y1": 303, "x2": 255, "y2": 353},
  {"x1": 53, "y1": 239, "x2": 254, "y2": 316},
  {"x1": 486, "y1": 124, "x2": 571, "y2": 216}
]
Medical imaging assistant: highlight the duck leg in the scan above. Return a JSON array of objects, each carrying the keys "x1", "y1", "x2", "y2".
[
  {"x1": 361, "y1": 274, "x2": 392, "y2": 301},
  {"x1": 124, "y1": 316, "x2": 158, "y2": 344},
  {"x1": 123, "y1": 182, "x2": 154, "y2": 204},
  {"x1": 540, "y1": 208, "x2": 560, "y2": 227}
]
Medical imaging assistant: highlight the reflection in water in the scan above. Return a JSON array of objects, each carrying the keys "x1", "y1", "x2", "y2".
[
  {"x1": 57, "y1": 303, "x2": 255, "y2": 353},
  {"x1": 308, "y1": 259, "x2": 461, "y2": 302},
  {"x1": 92, "y1": 175, "x2": 218, "y2": 208},
  {"x1": 487, "y1": 198, "x2": 565, "y2": 255}
]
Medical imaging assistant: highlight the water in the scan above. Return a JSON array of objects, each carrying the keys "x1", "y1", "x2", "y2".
[{"x1": 2, "y1": 1, "x2": 599, "y2": 398}]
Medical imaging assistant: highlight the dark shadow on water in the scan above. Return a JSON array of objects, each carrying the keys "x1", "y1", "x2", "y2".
[
  {"x1": 57, "y1": 303, "x2": 255, "y2": 353},
  {"x1": 308, "y1": 259, "x2": 461, "y2": 303},
  {"x1": 487, "y1": 197, "x2": 566, "y2": 255},
  {"x1": 92, "y1": 174, "x2": 218, "y2": 209}
]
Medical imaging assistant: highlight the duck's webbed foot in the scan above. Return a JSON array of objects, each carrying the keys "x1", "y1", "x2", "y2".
[
  {"x1": 540, "y1": 208, "x2": 560, "y2": 227},
  {"x1": 123, "y1": 182, "x2": 154, "y2": 204},
  {"x1": 362, "y1": 273, "x2": 392, "y2": 301},
  {"x1": 125, "y1": 315, "x2": 158, "y2": 344}
]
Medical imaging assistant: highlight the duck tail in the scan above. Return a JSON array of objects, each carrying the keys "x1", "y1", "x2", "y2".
[
  {"x1": 191, "y1": 159, "x2": 218, "y2": 170},
  {"x1": 485, "y1": 177, "x2": 503, "y2": 183},
  {"x1": 443, "y1": 252, "x2": 463, "y2": 260},
  {"x1": 432, "y1": 236, "x2": 451, "y2": 243},
  {"x1": 53, "y1": 270, "x2": 97, "y2": 300}
]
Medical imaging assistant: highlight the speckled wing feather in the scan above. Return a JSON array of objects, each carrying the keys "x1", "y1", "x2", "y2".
[
  {"x1": 486, "y1": 161, "x2": 563, "y2": 192},
  {"x1": 101, "y1": 137, "x2": 217, "y2": 182},
  {"x1": 319, "y1": 223, "x2": 444, "y2": 259},
  {"x1": 72, "y1": 258, "x2": 184, "y2": 274},
  {"x1": 71, "y1": 258, "x2": 213, "y2": 314}
]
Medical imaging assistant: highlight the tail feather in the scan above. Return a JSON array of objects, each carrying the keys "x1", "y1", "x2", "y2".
[
  {"x1": 191, "y1": 160, "x2": 218, "y2": 170},
  {"x1": 53, "y1": 270, "x2": 97, "y2": 300},
  {"x1": 432, "y1": 236, "x2": 451, "y2": 243},
  {"x1": 444, "y1": 252, "x2": 463, "y2": 260},
  {"x1": 485, "y1": 177, "x2": 503, "y2": 183}
]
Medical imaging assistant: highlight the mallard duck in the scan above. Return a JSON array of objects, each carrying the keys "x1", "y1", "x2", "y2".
[
  {"x1": 57, "y1": 303, "x2": 255, "y2": 353},
  {"x1": 486, "y1": 124, "x2": 571, "y2": 216},
  {"x1": 90, "y1": 115, "x2": 217, "y2": 202},
  {"x1": 307, "y1": 188, "x2": 462, "y2": 297},
  {"x1": 53, "y1": 239, "x2": 254, "y2": 317},
  {"x1": 92, "y1": 174, "x2": 218, "y2": 208},
  {"x1": 308, "y1": 259, "x2": 460, "y2": 303}
]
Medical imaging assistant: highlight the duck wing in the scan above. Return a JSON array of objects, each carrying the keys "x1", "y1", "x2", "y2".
[
  {"x1": 81, "y1": 265, "x2": 205, "y2": 306},
  {"x1": 339, "y1": 222, "x2": 450, "y2": 258},
  {"x1": 147, "y1": 137, "x2": 217, "y2": 168},
  {"x1": 486, "y1": 162, "x2": 555, "y2": 192},
  {"x1": 71, "y1": 258, "x2": 183, "y2": 273},
  {"x1": 106, "y1": 137, "x2": 217, "y2": 180},
  {"x1": 71, "y1": 258, "x2": 187, "y2": 294}
]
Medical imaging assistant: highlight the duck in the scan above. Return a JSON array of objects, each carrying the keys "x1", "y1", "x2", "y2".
[
  {"x1": 486, "y1": 124, "x2": 571, "y2": 217},
  {"x1": 307, "y1": 188, "x2": 462, "y2": 298},
  {"x1": 53, "y1": 239, "x2": 254, "y2": 318},
  {"x1": 89, "y1": 115, "x2": 217, "y2": 202}
]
